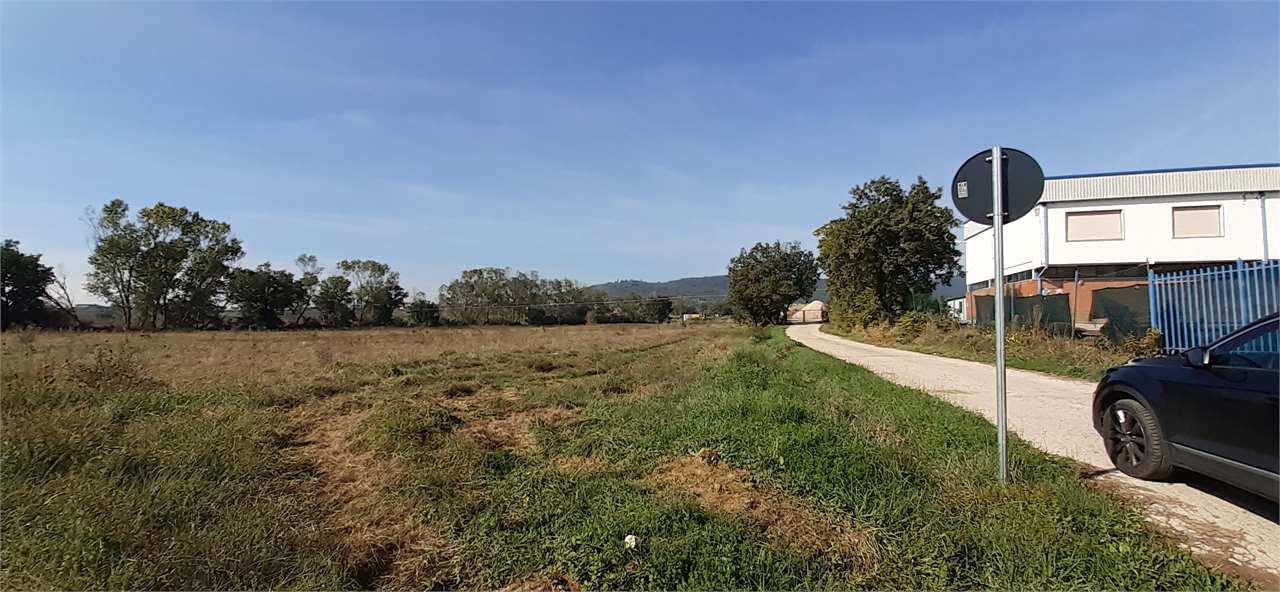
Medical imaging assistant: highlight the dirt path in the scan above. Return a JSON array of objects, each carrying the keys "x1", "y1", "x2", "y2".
[{"x1": 787, "y1": 323, "x2": 1280, "y2": 587}]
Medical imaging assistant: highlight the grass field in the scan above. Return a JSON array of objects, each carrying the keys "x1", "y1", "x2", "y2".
[
  {"x1": 1, "y1": 324, "x2": 1240, "y2": 589},
  {"x1": 821, "y1": 322, "x2": 1136, "y2": 381}
]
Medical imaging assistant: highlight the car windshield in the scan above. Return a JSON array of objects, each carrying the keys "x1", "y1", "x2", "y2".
[{"x1": 1212, "y1": 320, "x2": 1280, "y2": 369}]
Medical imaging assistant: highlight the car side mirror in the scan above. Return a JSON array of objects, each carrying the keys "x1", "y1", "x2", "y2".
[{"x1": 1185, "y1": 347, "x2": 1209, "y2": 368}]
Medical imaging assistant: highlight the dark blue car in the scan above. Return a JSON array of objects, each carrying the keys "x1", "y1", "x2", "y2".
[{"x1": 1092, "y1": 314, "x2": 1279, "y2": 501}]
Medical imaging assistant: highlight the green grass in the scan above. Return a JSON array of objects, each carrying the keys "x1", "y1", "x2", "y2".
[
  {"x1": 0, "y1": 385, "x2": 347, "y2": 590},
  {"x1": 368, "y1": 329, "x2": 1235, "y2": 590},
  {"x1": 821, "y1": 322, "x2": 1134, "y2": 380},
  {"x1": 0, "y1": 326, "x2": 1240, "y2": 590}
]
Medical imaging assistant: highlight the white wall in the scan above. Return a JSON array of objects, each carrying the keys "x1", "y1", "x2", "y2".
[
  {"x1": 1045, "y1": 192, "x2": 1278, "y2": 265},
  {"x1": 963, "y1": 191, "x2": 1279, "y2": 285},
  {"x1": 1269, "y1": 193, "x2": 1280, "y2": 260},
  {"x1": 963, "y1": 207, "x2": 1047, "y2": 285}
]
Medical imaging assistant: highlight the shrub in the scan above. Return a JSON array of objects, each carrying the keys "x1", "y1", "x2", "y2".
[
  {"x1": 1116, "y1": 328, "x2": 1163, "y2": 358},
  {"x1": 928, "y1": 311, "x2": 961, "y2": 332},
  {"x1": 893, "y1": 311, "x2": 929, "y2": 342}
]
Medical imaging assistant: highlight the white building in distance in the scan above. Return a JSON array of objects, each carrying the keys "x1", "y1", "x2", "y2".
[{"x1": 962, "y1": 163, "x2": 1279, "y2": 328}]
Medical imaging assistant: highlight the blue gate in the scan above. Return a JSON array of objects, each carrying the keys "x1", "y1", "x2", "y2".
[{"x1": 1148, "y1": 259, "x2": 1279, "y2": 352}]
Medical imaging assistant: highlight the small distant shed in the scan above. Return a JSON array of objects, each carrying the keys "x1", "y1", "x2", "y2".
[{"x1": 786, "y1": 300, "x2": 828, "y2": 324}]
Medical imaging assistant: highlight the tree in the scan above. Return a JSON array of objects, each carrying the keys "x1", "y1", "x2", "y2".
[
  {"x1": 336, "y1": 259, "x2": 403, "y2": 324},
  {"x1": 638, "y1": 297, "x2": 673, "y2": 323},
  {"x1": 291, "y1": 254, "x2": 323, "y2": 325},
  {"x1": 365, "y1": 282, "x2": 408, "y2": 326},
  {"x1": 816, "y1": 176, "x2": 960, "y2": 323},
  {"x1": 1, "y1": 240, "x2": 54, "y2": 329},
  {"x1": 727, "y1": 241, "x2": 820, "y2": 326},
  {"x1": 167, "y1": 213, "x2": 243, "y2": 328},
  {"x1": 437, "y1": 268, "x2": 604, "y2": 325},
  {"x1": 85, "y1": 199, "x2": 242, "y2": 329},
  {"x1": 226, "y1": 263, "x2": 307, "y2": 329},
  {"x1": 85, "y1": 200, "x2": 144, "y2": 329},
  {"x1": 438, "y1": 267, "x2": 519, "y2": 325},
  {"x1": 46, "y1": 266, "x2": 83, "y2": 329},
  {"x1": 407, "y1": 292, "x2": 440, "y2": 326},
  {"x1": 313, "y1": 276, "x2": 354, "y2": 327}
]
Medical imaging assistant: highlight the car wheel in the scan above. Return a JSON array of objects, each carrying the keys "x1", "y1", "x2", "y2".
[{"x1": 1102, "y1": 398, "x2": 1173, "y2": 480}]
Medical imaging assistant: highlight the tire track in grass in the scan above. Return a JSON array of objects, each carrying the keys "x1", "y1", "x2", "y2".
[{"x1": 285, "y1": 394, "x2": 454, "y2": 588}]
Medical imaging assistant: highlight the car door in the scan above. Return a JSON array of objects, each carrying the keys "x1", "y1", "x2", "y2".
[
  {"x1": 1160, "y1": 319, "x2": 1279, "y2": 474},
  {"x1": 1204, "y1": 320, "x2": 1280, "y2": 473}
]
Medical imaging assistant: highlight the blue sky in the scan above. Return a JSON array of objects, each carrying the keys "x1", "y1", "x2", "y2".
[{"x1": 3, "y1": 2, "x2": 1277, "y2": 303}]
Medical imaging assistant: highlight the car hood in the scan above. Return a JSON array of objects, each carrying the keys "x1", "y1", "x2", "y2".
[{"x1": 1120, "y1": 355, "x2": 1187, "y2": 369}]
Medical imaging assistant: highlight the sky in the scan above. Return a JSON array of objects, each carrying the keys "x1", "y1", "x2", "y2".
[{"x1": 3, "y1": 2, "x2": 1278, "y2": 304}]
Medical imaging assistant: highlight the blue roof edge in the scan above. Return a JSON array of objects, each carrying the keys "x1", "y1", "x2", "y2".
[{"x1": 1045, "y1": 163, "x2": 1280, "y2": 181}]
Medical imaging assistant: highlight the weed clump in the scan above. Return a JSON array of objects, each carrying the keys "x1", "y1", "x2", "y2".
[
  {"x1": 892, "y1": 312, "x2": 928, "y2": 342},
  {"x1": 69, "y1": 345, "x2": 162, "y2": 392}
]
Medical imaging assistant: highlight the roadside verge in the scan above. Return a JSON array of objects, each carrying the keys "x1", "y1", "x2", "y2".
[{"x1": 786, "y1": 323, "x2": 1280, "y2": 587}]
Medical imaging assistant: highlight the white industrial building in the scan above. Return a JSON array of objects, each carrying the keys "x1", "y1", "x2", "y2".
[{"x1": 962, "y1": 163, "x2": 1279, "y2": 326}]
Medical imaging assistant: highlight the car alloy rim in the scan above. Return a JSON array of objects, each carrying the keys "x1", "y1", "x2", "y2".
[{"x1": 1109, "y1": 407, "x2": 1146, "y2": 467}]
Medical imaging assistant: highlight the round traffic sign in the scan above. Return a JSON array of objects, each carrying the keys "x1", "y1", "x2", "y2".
[{"x1": 951, "y1": 148, "x2": 1044, "y2": 225}]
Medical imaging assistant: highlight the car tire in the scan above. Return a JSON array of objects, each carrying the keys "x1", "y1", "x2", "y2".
[{"x1": 1102, "y1": 398, "x2": 1173, "y2": 480}]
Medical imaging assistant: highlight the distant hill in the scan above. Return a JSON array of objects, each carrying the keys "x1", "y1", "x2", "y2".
[{"x1": 590, "y1": 275, "x2": 830, "y2": 302}]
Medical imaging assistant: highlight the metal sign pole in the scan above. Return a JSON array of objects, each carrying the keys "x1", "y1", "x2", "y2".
[
  {"x1": 991, "y1": 146, "x2": 1008, "y2": 485},
  {"x1": 952, "y1": 145, "x2": 1042, "y2": 486}
]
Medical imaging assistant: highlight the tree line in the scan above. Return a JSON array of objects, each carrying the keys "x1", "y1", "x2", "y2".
[
  {"x1": 4, "y1": 175, "x2": 958, "y2": 331},
  {"x1": 437, "y1": 267, "x2": 673, "y2": 326},
  {"x1": 1, "y1": 199, "x2": 681, "y2": 331},
  {"x1": 727, "y1": 175, "x2": 958, "y2": 326}
]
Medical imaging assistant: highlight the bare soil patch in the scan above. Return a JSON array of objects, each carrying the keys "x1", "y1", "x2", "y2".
[
  {"x1": 286, "y1": 395, "x2": 453, "y2": 587},
  {"x1": 458, "y1": 406, "x2": 579, "y2": 450},
  {"x1": 650, "y1": 452, "x2": 875, "y2": 566}
]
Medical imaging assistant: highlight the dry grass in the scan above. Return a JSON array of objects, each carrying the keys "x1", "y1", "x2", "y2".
[
  {"x1": 284, "y1": 394, "x2": 453, "y2": 588},
  {"x1": 457, "y1": 406, "x2": 580, "y2": 450},
  {"x1": 0, "y1": 325, "x2": 692, "y2": 391},
  {"x1": 498, "y1": 574, "x2": 582, "y2": 592},
  {"x1": 1, "y1": 323, "x2": 1240, "y2": 590},
  {"x1": 650, "y1": 453, "x2": 877, "y2": 566},
  {"x1": 551, "y1": 455, "x2": 606, "y2": 474}
]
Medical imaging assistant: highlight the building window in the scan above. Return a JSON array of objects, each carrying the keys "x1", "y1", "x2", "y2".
[
  {"x1": 966, "y1": 271, "x2": 1033, "y2": 293},
  {"x1": 1065, "y1": 210, "x2": 1123, "y2": 241},
  {"x1": 1005, "y1": 270, "x2": 1033, "y2": 283},
  {"x1": 1172, "y1": 205, "x2": 1222, "y2": 238}
]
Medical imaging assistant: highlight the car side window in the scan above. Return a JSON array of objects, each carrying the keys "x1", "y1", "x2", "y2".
[{"x1": 1211, "y1": 321, "x2": 1280, "y2": 370}]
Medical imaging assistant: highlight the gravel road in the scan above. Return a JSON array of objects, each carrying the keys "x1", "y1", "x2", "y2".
[{"x1": 787, "y1": 323, "x2": 1280, "y2": 587}]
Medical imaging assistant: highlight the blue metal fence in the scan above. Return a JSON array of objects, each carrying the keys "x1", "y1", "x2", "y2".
[{"x1": 1148, "y1": 259, "x2": 1279, "y2": 352}]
